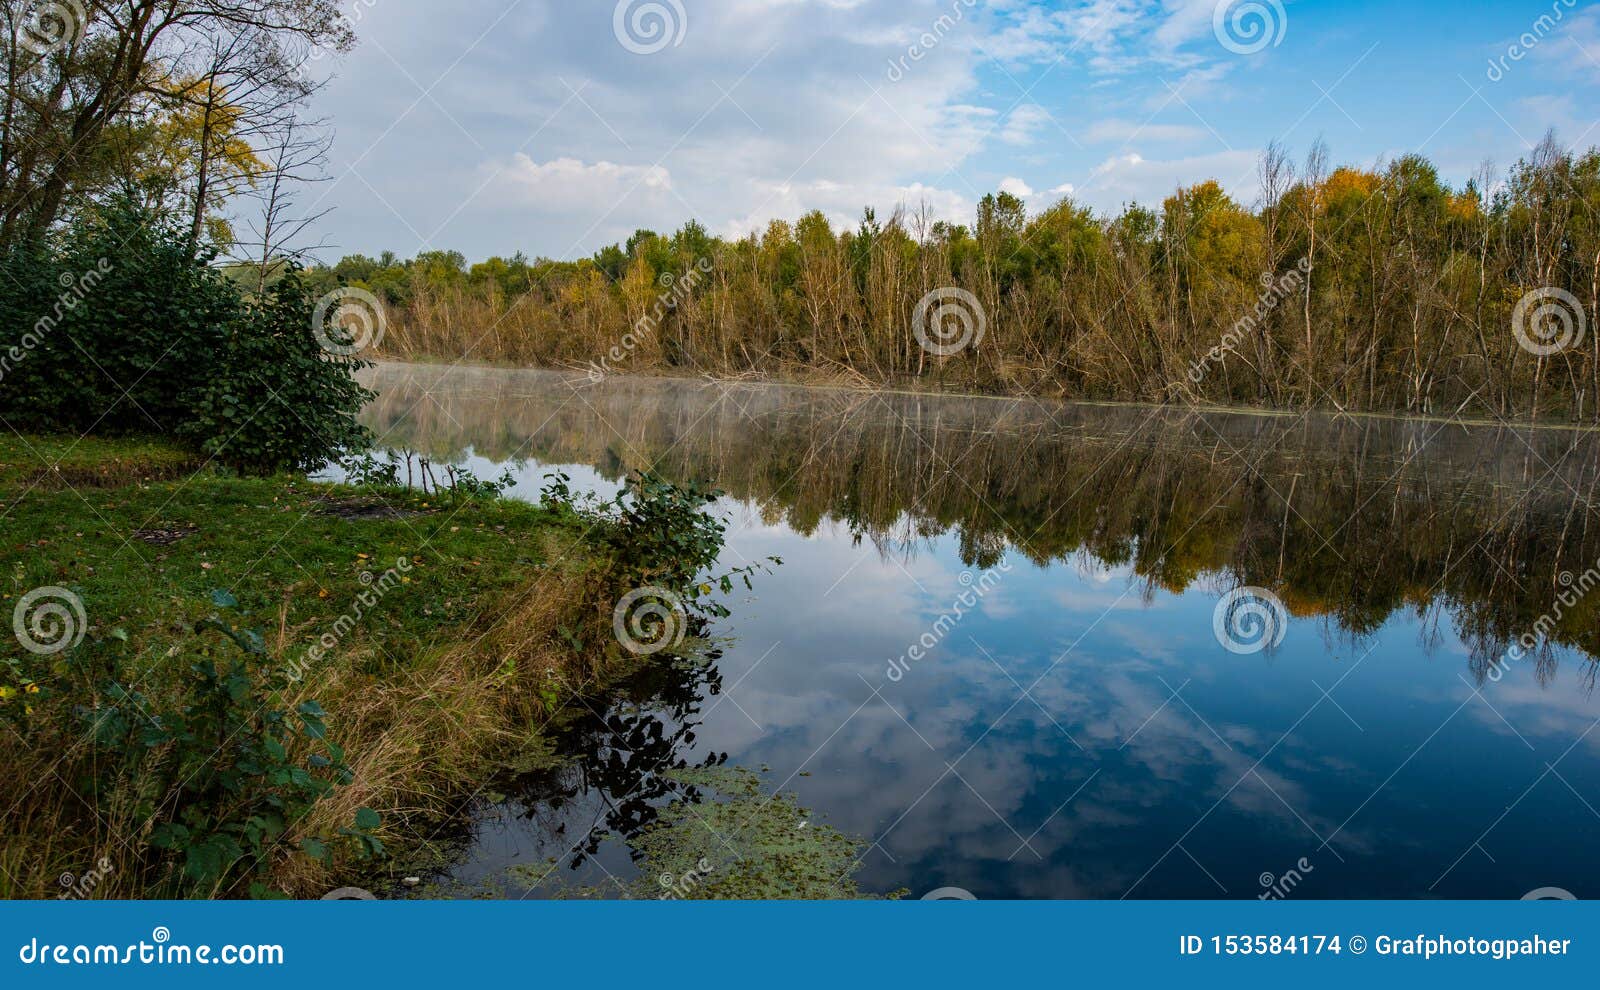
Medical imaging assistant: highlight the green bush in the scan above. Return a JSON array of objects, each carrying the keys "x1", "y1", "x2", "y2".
[
  {"x1": 0, "y1": 200, "x2": 371, "y2": 474},
  {"x1": 178, "y1": 268, "x2": 372, "y2": 474},
  {"x1": 78, "y1": 592, "x2": 382, "y2": 897}
]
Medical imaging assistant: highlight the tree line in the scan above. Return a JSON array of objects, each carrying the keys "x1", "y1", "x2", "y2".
[{"x1": 328, "y1": 137, "x2": 1600, "y2": 422}]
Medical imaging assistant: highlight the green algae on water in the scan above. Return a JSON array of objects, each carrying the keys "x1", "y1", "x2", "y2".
[{"x1": 516, "y1": 766, "x2": 892, "y2": 900}]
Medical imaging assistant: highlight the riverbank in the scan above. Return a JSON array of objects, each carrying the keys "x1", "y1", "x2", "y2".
[{"x1": 0, "y1": 433, "x2": 651, "y2": 899}]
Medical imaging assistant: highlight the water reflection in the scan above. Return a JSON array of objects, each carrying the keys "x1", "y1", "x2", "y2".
[{"x1": 362, "y1": 363, "x2": 1600, "y2": 899}]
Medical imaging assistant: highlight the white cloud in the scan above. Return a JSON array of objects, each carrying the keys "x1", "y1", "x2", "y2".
[
  {"x1": 303, "y1": 0, "x2": 1295, "y2": 257},
  {"x1": 1078, "y1": 149, "x2": 1260, "y2": 210},
  {"x1": 492, "y1": 155, "x2": 672, "y2": 205},
  {"x1": 1000, "y1": 103, "x2": 1053, "y2": 145},
  {"x1": 720, "y1": 179, "x2": 975, "y2": 240},
  {"x1": 1513, "y1": 95, "x2": 1595, "y2": 149},
  {"x1": 999, "y1": 176, "x2": 1035, "y2": 197},
  {"x1": 1524, "y1": 5, "x2": 1600, "y2": 82},
  {"x1": 1084, "y1": 118, "x2": 1208, "y2": 144}
]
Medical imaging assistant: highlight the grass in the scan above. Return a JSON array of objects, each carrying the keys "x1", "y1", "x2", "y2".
[{"x1": 0, "y1": 432, "x2": 636, "y2": 899}]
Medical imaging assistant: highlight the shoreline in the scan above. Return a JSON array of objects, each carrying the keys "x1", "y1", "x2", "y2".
[{"x1": 0, "y1": 433, "x2": 658, "y2": 899}]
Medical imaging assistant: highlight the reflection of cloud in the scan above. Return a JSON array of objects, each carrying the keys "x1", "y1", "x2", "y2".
[
  {"x1": 1457, "y1": 665, "x2": 1600, "y2": 755},
  {"x1": 1052, "y1": 584, "x2": 1145, "y2": 613},
  {"x1": 1103, "y1": 621, "x2": 1180, "y2": 664}
]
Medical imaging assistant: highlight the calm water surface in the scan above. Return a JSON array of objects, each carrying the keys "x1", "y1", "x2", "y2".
[{"x1": 359, "y1": 362, "x2": 1600, "y2": 900}]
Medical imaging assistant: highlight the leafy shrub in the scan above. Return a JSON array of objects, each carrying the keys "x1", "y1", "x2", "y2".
[
  {"x1": 0, "y1": 199, "x2": 371, "y2": 474},
  {"x1": 178, "y1": 268, "x2": 372, "y2": 474},
  {"x1": 78, "y1": 592, "x2": 381, "y2": 897},
  {"x1": 600, "y1": 472, "x2": 777, "y2": 625},
  {"x1": 601, "y1": 473, "x2": 735, "y2": 594}
]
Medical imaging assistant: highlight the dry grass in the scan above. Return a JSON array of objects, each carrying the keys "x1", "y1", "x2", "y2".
[{"x1": 0, "y1": 437, "x2": 646, "y2": 900}]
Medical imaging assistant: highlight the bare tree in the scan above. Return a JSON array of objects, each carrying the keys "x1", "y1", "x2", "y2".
[
  {"x1": 0, "y1": 0, "x2": 351, "y2": 249},
  {"x1": 232, "y1": 111, "x2": 333, "y2": 290}
]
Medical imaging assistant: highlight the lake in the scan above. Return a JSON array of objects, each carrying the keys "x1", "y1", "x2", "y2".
[{"x1": 357, "y1": 361, "x2": 1600, "y2": 900}]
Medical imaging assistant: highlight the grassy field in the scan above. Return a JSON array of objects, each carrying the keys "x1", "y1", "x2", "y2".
[{"x1": 0, "y1": 433, "x2": 633, "y2": 899}]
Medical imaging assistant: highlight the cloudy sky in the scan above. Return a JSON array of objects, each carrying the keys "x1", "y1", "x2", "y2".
[{"x1": 300, "y1": 0, "x2": 1600, "y2": 262}]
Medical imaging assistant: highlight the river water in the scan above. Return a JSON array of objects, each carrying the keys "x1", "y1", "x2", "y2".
[{"x1": 359, "y1": 361, "x2": 1600, "y2": 900}]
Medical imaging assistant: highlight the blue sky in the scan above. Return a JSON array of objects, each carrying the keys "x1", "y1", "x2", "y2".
[{"x1": 301, "y1": 0, "x2": 1600, "y2": 261}]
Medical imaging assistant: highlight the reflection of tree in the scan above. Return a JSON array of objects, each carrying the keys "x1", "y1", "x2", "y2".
[
  {"x1": 365, "y1": 365, "x2": 1600, "y2": 680},
  {"x1": 506, "y1": 640, "x2": 728, "y2": 871}
]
